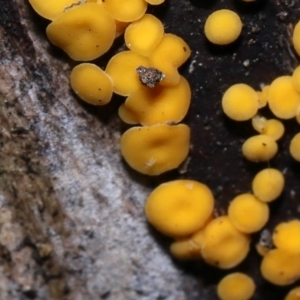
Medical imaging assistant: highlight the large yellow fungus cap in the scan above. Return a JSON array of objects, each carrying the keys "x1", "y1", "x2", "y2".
[
  {"x1": 252, "y1": 168, "x2": 284, "y2": 202},
  {"x1": 145, "y1": 180, "x2": 214, "y2": 237},
  {"x1": 102, "y1": 0, "x2": 147, "y2": 22},
  {"x1": 217, "y1": 272, "x2": 256, "y2": 300},
  {"x1": 260, "y1": 248, "x2": 300, "y2": 285},
  {"x1": 285, "y1": 286, "x2": 300, "y2": 300},
  {"x1": 204, "y1": 9, "x2": 242, "y2": 45},
  {"x1": 222, "y1": 84, "x2": 259, "y2": 121},
  {"x1": 292, "y1": 66, "x2": 300, "y2": 93},
  {"x1": 119, "y1": 76, "x2": 191, "y2": 126},
  {"x1": 228, "y1": 193, "x2": 269, "y2": 234},
  {"x1": 46, "y1": 3, "x2": 116, "y2": 61},
  {"x1": 106, "y1": 51, "x2": 150, "y2": 96},
  {"x1": 290, "y1": 133, "x2": 300, "y2": 162},
  {"x1": 293, "y1": 21, "x2": 300, "y2": 57},
  {"x1": 268, "y1": 76, "x2": 300, "y2": 119},
  {"x1": 242, "y1": 135, "x2": 278, "y2": 162},
  {"x1": 150, "y1": 34, "x2": 191, "y2": 86},
  {"x1": 70, "y1": 63, "x2": 113, "y2": 105},
  {"x1": 120, "y1": 124, "x2": 190, "y2": 175},
  {"x1": 125, "y1": 14, "x2": 164, "y2": 57},
  {"x1": 252, "y1": 116, "x2": 284, "y2": 141},
  {"x1": 201, "y1": 216, "x2": 250, "y2": 269},
  {"x1": 273, "y1": 220, "x2": 300, "y2": 254}
]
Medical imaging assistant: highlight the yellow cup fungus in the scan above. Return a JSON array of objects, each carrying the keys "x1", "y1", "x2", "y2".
[
  {"x1": 268, "y1": 76, "x2": 300, "y2": 119},
  {"x1": 217, "y1": 272, "x2": 256, "y2": 300},
  {"x1": 119, "y1": 76, "x2": 191, "y2": 126},
  {"x1": 257, "y1": 85, "x2": 269, "y2": 108},
  {"x1": 285, "y1": 286, "x2": 300, "y2": 300},
  {"x1": 222, "y1": 84, "x2": 259, "y2": 121},
  {"x1": 105, "y1": 51, "x2": 150, "y2": 96},
  {"x1": 242, "y1": 135, "x2": 278, "y2": 162},
  {"x1": 228, "y1": 193, "x2": 269, "y2": 234},
  {"x1": 145, "y1": 0, "x2": 165, "y2": 4},
  {"x1": 201, "y1": 216, "x2": 250, "y2": 269},
  {"x1": 252, "y1": 168, "x2": 284, "y2": 202},
  {"x1": 260, "y1": 248, "x2": 300, "y2": 286},
  {"x1": 125, "y1": 14, "x2": 164, "y2": 57},
  {"x1": 204, "y1": 9, "x2": 242, "y2": 45},
  {"x1": 252, "y1": 116, "x2": 285, "y2": 141},
  {"x1": 292, "y1": 66, "x2": 300, "y2": 93},
  {"x1": 115, "y1": 20, "x2": 129, "y2": 38},
  {"x1": 70, "y1": 63, "x2": 113, "y2": 105},
  {"x1": 120, "y1": 124, "x2": 190, "y2": 175},
  {"x1": 145, "y1": 180, "x2": 214, "y2": 237},
  {"x1": 46, "y1": 3, "x2": 116, "y2": 61},
  {"x1": 150, "y1": 34, "x2": 191, "y2": 86},
  {"x1": 170, "y1": 237, "x2": 202, "y2": 260},
  {"x1": 102, "y1": 0, "x2": 147, "y2": 22},
  {"x1": 290, "y1": 133, "x2": 300, "y2": 162},
  {"x1": 293, "y1": 21, "x2": 300, "y2": 57}
]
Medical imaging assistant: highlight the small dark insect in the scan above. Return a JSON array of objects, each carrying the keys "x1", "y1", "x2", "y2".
[{"x1": 136, "y1": 66, "x2": 165, "y2": 88}]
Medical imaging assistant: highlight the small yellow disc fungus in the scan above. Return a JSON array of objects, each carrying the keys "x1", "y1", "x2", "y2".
[
  {"x1": 70, "y1": 63, "x2": 113, "y2": 105},
  {"x1": 217, "y1": 273, "x2": 256, "y2": 300},
  {"x1": 201, "y1": 216, "x2": 250, "y2": 269},
  {"x1": 252, "y1": 115, "x2": 267, "y2": 133},
  {"x1": 257, "y1": 85, "x2": 269, "y2": 108},
  {"x1": 228, "y1": 193, "x2": 269, "y2": 234},
  {"x1": 252, "y1": 168, "x2": 284, "y2": 202},
  {"x1": 292, "y1": 66, "x2": 300, "y2": 93},
  {"x1": 242, "y1": 135, "x2": 278, "y2": 162},
  {"x1": 115, "y1": 20, "x2": 129, "y2": 38},
  {"x1": 252, "y1": 116, "x2": 284, "y2": 141},
  {"x1": 268, "y1": 76, "x2": 300, "y2": 119},
  {"x1": 145, "y1": 0, "x2": 164, "y2": 4},
  {"x1": 102, "y1": 0, "x2": 147, "y2": 22},
  {"x1": 273, "y1": 220, "x2": 300, "y2": 254},
  {"x1": 170, "y1": 237, "x2": 202, "y2": 260},
  {"x1": 285, "y1": 286, "x2": 300, "y2": 300},
  {"x1": 204, "y1": 9, "x2": 242, "y2": 45},
  {"x1": 118, "y1": 105, "x2": 139, "y2": 125},
  {"x1": 150, "y1": 34, "x2": 191, "y2": 86},
  {"x1": 145, "y1": 180, "x2": 214, "y2": 237},
  {"x1": 106, "y1": 51, "x2": 150, "y2": 96},
  {"x1": 120, "y1": 124, "x2": 190, "y2": 175},
  {"x1": 256, "y1": 243, "x2": 270, "y2": 257},
  {"x1": 125, "y1": 14, "x2": 164, "y2": 57},
  {"x1": 293, "y1": 21, "x2": 300, "y2": 57},
  {"x1": 290, "y1": 133, "x2": 300, "y2": 162},
  {"x1": 222, "y1": 84, "x2": 259, "y2": 121},
  {"x1": 260, "y1": 248, "x2": 300, "y2": 286},
  {"x1": 46, "y1": 3, "x2": 116, "y2": 61},
  {"x1": 120, "y1": 76, "x2": 191, "y2": 126}
]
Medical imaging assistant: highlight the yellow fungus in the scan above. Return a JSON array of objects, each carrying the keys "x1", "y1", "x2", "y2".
[
  {"x1": 145, "y1": 0, "x2": 164, "y2": 4},
  {"x1": 290, "y1": 133, "x2": 300, "y2": 162},
  {"x1": 285, "y1": 286, "x2": 300, "y2": 300},
  {"x1": 145, "y1": 180, "x2": 214, "y2": 237},
  {"x1": 252, "y1": 168, "x2": 284, "y2": 202},
  {"x1": 106, "y1": 51, "x2": 150, "y2": 96},
  {"x1": 257, "y1": 85, "x2": 269, "y2": 108},
  {"x1": 268, "y1": 76, "x2": 300, "y2": 119},
  {"x1": 119, "y1": 76, "x2": 191, "y2": 126},
  {"x1": 256, "y1": 243, "x2": 270, "y2": 257},
  {"x1": 260, "y1": 248, "x2": 300, "y2": 286},
  {"x1": 217, "y1": 273, "x2": 256, "y2": 300},
  {"x1": 222, "y1": 84, "x2": 259, "y2": 121},
  {"x1": 120, "y1": 124, "x2": 190, "y2": 175},
  {"x1": 273, "y1": 220, "x2": 300, "y2": 254},
  {"x1": 204, "y1": 9, "x2": 242, "y2": 45},
  {"x1": 228, "y1": 193, "x2": 269, "y2": 234},
  {"x1": 252, "y1": 115, "x2": 267, "y2": 132},
  {"x1": 70, "y1": 63, "x2": 113, "y2": 105},
  {"x1": 115, "y1": 20, "x2": 129, "y2": 38},
  {"x1": 46, "y1": 3, "x2": 116, "y2": 61},
  {"x1": 292, "y1": 66, "x2": 300, "y2": 93},
  {"x1": 150, "y1": 34, "x2": 191, "y2": 86},
  {"x1": 293, "y1": 21, "x2": 300, "y2": 57},
  {"x1": 252, "y1": 116, "x2": 284, "y2": 141},
  {"x1": 102, "y1": 0, "x2": 147, "y2": 22},
  {"x1": 170, "y1": 237, "x2": 202, "y2": 260},
  {"x1": 125, "y1": 14, "x2": 164, "y2": 57},
  {"x1": 242, "y1": 135, "x2": 278, "y2": 162},
  {"x1": 201, "y1": 216, "x2": 250, "y2": 269}
]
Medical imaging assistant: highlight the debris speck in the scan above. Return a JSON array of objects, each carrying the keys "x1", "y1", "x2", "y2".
[{"x1": 136, "y1": 66, "x2": 165, "y2": 88}]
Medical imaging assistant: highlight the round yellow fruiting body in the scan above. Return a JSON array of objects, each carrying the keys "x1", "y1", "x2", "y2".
[
  {"x1": 252, "y1": 168, "x2": 284, "y2": 202},
  {"x1": 252, "y1": 115, "x2": 267, "y2": 133},
  {"x1": 256, "y1": 243, "x2": 270, "y2": 257},
  {"x1": 217, "y1": 273, "x2": 256, "y2": 300},
  {"x1": 145, "y1": 0, "x2": 164, "y2": 4},
  {"x1": 115, "y1": 20, "x2": 129, "y2": 38},
  {"x1": 228, "y1": 193, "x2": 269, "y2": 234},
  {"x1": 258, "y1": 85, "x2": 269, "y2": 108},
  {"x1": 204, "y1": 9, "x2": 242, "y2": 45},
  {"x1": 292, "y1": 66, "x2": 300, "y2": 93},
  {"x1": 273, "y1": 220, "x2": 300, "y2": 254},
  {"x1": 242, "y1": 135, "x2": 278, "y2": 162},
  {"x1": 268, "y1": 76, "x2": 300, "y2": 119},
  {"x1": 285, "y1": 286, "x2": 300, "y2": 300},
  {"x1": 290, "y1": 133, "x2": 300, "y2": 162},
  {"x1": 252, "y1": 116, "x2": 284, "y2": 141},
  {"x1": 145, "y1": 180, "x2": 214, "y2": 238},
  {"x1": 106, "y1": 51, "x2": 150, "y2": 96},
  {"x1": 260, "y1": 248, "x2": 300, "y2": 286},
  {"x1": 120, "y1": 124, "x2": 190, "y2": 175},
  {"x1": 170, "y1": 238, "x2": 202, "y2": 260},
  {"x1": 201, "y1": 216, "x2": 250, "y2": 269},
  {"x1": 119, "y1": 76, "x2": 191, "y2": 126},
  {"x1": 125, "y1": 14, "x2": 164, "y2": 57},
  {"x1": 46, "y1": 3, "x2": 116, "y2": 61},
  {"x1": 293, "y1": 21, "x2": 300, "y2": 57},
  {"x1": 70, "y1": 63, "x2": 113, "y2": 105},
  {"x1": 222, "y1": 84, "x2": 259, "y2": 121}
]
